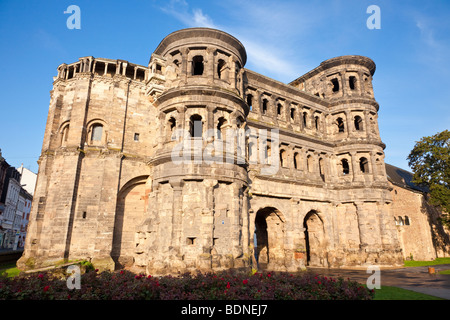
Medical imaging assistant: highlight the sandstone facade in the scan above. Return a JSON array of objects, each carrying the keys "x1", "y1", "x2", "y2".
[{"x1": 19, "y1": 28, "x2": 420, "y2": 274}]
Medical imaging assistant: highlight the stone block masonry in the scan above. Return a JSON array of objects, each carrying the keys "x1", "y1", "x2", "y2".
[{"x1": 18, "y1": 28, "x2": 413, "y2": 274}]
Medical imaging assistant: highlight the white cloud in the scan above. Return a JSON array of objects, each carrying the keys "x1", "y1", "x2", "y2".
[{"x1": 158, "y1": 0, "x2": 314, "y2": 82}]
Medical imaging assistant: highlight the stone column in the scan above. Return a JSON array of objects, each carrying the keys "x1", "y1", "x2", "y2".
[
  {"x1": 350, "y1": 151, "x2": 359, "y2": 182},
  {"x1": 181, "y1": 48, "x2": 189, "y2": 84},
  {"x1": 364, "y1": 110, "x2": 371, "y2": 138},
  {"x1": 254, "y1": 89, "x2": 262, "y2": 119},
  {"x1": 355, "y1": 202, "x2": 372, "y2": 250},
  {"x1": 241, "y1": 186, "x2": 250, "y2": 267},
  {"x1": 169, "y1": 178, "x2": 184, "y2": 251},
  {"x1": 340, "y1": 71, "x2": 346, "y2": 96},
  {"x1": 358, "y1": 71, "x2": 365, "y2": 97},
  {"x1": 232, "y1": 183, "x2": 243, "y2": 258},
  {"x1": 345, "y1": 110, "x2": 352, "y2": 138}
]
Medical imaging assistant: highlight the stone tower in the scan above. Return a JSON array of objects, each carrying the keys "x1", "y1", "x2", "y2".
[{"x1": 18, "y1": 28, "x2": 403, "y2": 274}]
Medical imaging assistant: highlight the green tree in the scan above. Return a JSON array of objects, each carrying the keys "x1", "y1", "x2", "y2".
[{"x1": 407, "y1": 130, "x2": 450, "y2": 226}]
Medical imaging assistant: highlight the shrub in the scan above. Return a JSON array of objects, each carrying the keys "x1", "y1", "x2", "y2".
[{"x1": 0, "y1": 269, "x2": 374, "y2": 300}]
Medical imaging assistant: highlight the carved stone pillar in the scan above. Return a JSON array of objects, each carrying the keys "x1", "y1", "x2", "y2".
[{"x1": 169, "y1": 178, "x2": 184, "y2": 251}]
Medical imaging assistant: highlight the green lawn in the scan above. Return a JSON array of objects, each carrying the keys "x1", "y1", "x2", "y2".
[
  {"x1": 0, "y1": 262, "x2": 21, "y2": 278},
  {"x1": 404, "y1": 257, "x2": 450, "y2": 267},
  {"x1": 373, "y1": 286, "x2": 445, "y2": 300}
]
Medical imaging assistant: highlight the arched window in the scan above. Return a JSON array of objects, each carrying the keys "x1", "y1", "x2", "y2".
[
  {"x1": 359, "y1": 157, "x2": 369, "y2": 173},
  {"x1": 307, "y1": 155, "x2": 313, "y2": 172},
  {"x1": 189, "y1": 114, "x2": 203, "y2": 138},
  {"x1": 247, "y1": 94, "x2": 253, "y2": 111},
  {"x1": 217, "y1": 59, "x2": 226, "y2": 79},
  {"x1": 397, "y1": 216, "x2": 404, "y2": 226},
  {"x1": 319, "y1": 158, "x2": 325, "y2": 181},
  {"x1": 265, "y1": 144, "x2": 271, "y2": 165},
  {"x1": 293, "y1": 152, "x2": 300, "y2": 170},
  {"x1": 290, "y1": 108, "x2": 295, "y2": 121},
  {"x1": 314, "y1": 116, "x2": 320, "y2": 130},
  {"x1": 341, "y1": 159, "x2": 350, "y2": 175},
  {"x1": 303, "y1": 112, "x2": 308, "y2": 128},
  {"x1": 60, "y1": 123, "x2": 70, "y2": 146},
  {"x1": 280, "y1": 149, "x2": 287, "y2": 168},
  {"x1": 168, "y1": 117, "x2": 176, "y2": 140},
  {"x1": 354, "y1": 116, "x2": 363, "y2": 131},
  {"x1": 217, "y1": 117, "x2": 227, "y2": 140},
  {"x1": 337, "y1": 117, "x2": 345, "y2": 133},
  {"x1": 277, "y1": 103, "x2": 283, "y2": 116},
  {"x1": 91, "y1": 123, "x2": 103, "y2": 142},
  {"x1": 262, "y1": 99, "x2": 268, "y2": 115},
  {"x1": 192, "y1": 56, "x2": 204, "y2": 76}
]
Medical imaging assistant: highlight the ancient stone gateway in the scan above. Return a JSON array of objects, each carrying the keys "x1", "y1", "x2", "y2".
[
  {"x1": 303, "y1": 210, "x2": 327, "y2": 268},
  {"x1": 18, "y1": 27, "x2": 405, "y2": 274},
  {"x1": 254, "y1": 207, "x2": 285, "y2": 270}
]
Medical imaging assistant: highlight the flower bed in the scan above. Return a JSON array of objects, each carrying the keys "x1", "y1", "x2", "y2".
[{"x1": 0, "y1": 269, "x2": 374, "y2": 300}]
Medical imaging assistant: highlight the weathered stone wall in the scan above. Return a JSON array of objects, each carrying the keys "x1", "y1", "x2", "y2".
[
  {"x1": 20, "y1": 28, "x2": 446, "y2": 274},
  {"x1": 389, "y1": 182, "x2": 450, "y2": 261}
]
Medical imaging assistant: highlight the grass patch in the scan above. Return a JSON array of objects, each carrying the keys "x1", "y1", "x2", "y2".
[
  {"x1": 404, "y1": 257, "x2": 450, "y2": 267},
  {"x1": 0, "y1": 263, "x2": 21, "y2": 278},
  {"x1": 439, "y1": 269, "x2": 450, "y2": 275},
  {"x1": 373, "y1": 286, "x2": 445, "y2": 300}
]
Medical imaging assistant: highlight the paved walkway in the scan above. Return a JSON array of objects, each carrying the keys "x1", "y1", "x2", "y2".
[{"x1": 308, "y1": 264, "x2": 450, "y2": 300}]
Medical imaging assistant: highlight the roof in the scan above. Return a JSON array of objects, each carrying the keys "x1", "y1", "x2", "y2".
[{"x1": 385, "y1": 163, "x2": 429, "y2": 193}]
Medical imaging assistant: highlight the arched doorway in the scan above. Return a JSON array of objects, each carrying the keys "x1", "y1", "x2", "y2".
[
  {"x1": 303, "y1": 210, "x2": 327, "y2": 267},
  {"x1": 112, "y1": 176, "x2": 148, "y2": 269},
  {"x1": 254, "y1": 207, "x2": 285, "y2": 270}
]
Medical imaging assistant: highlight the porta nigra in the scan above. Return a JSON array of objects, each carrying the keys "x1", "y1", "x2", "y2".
[{"x1": 19, "y1": 28, "x2": 448, "y2": 275}]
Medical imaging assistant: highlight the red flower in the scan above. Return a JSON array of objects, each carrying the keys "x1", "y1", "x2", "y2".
[
  {"x1": 147, "y1": 275, "x2": 152, "y2": 279},
  {"x1": 43, "y1": 285, "x2": 50, "y2": 292},
  {"x1": 226, "y1": 282, "x2": 231, "y2": 289},
  {"x1": 318, "y1": 281, "x2": 322, "y2": 285},
  {"x1": 120, "y1": 270, "x2": 124, "y2": 274},
  {"x1": 267, "y1": 273, "x2": 271, "y2": 278},
  {"x1": 38, "y1": 274, "x2": 44, "y2": 279},
  {"x1": 243, "y1": 279, "x2": 248, "y2": 285}
]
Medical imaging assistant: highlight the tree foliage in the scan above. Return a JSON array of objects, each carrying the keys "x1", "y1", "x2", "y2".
[{"x1": 407, "y1": 130, "x2": 450, "y2": 225}]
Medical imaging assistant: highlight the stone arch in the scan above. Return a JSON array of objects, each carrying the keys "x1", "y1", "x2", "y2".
[
  {"x1": 112, "y1": 175, "x2": 149, "y2": 269},
  {"x1": 254, "y1": 206, "x2": 285, "y2": 270},
  {"x1": 303, "y1": 210, "x2": 327, "y2": 267}
]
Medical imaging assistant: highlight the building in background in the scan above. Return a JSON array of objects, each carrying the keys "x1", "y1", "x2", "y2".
[
  {"x1": 0, "y1": 152, "x2": 36, "y2": 250},
  {"x1": 0, "y1": 167, "x2": 22, "y2": 249},
  {"x1": 17, "y1": 164, "x2": 37, "y2": 196}
]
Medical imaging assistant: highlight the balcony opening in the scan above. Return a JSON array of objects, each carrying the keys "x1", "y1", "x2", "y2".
[
  {"x1": 262, "y1": 99, "x2": 268, "y2": 115},
  {"x1": 341, "y1": 159, "x2": 350, "y2": 175},
  {"x1": 331, "y1": 78, "x2": 339, "y2": 92},
  {"x1": 277, "y1": 103, "x2": 282, "y2": 116},
  {"x1": 354, "y1": 116, "x2": 363, "y2": 131},
  {"x1": 359, "y1": 157, "x2": 369, "y2": 173},
  {"x1": 217, "y1": 59, "x2": 226, "y2": 79},
  {"x1": 192, "y1": 56, "x2": 204, "y2": 76},
  {"x1": 247, "y1": 94, "x2": 253, "y2": 111},
  {"x1": 349, "y1": 76, "x2": 357, "y2": 90},
  {"x1": 294, "y1": 152, "x2": 300, "y2": 169},
  {"x1": 337, "y1": 117, "x2": 345, "y2": 133},
  {"x1": 189, "y1": 114, "x2": 203, "y2": 138},
  {"x1": 290, "y1": 108, "x2": 295, "y2": 121}
]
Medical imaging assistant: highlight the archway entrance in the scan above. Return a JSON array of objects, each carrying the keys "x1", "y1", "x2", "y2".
[
  {"x1": 112, "y1": 177, "x2": 148, "y2": 269},
  {"x1": 254, "y1": 207, "x2": 285, "y2": 270},
  {"x1": 303, "y1": 210, "x2": 327, "y2": 267}
]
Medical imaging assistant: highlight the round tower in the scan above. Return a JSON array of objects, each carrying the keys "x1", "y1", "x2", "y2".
[{"x1": 143, "y1": 28, "x2": 252, "y2": 275}]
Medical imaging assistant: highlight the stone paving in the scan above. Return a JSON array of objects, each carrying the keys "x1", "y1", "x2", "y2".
[{"x1": 308, "y1": 264, "x2": 450, "y2": 299}]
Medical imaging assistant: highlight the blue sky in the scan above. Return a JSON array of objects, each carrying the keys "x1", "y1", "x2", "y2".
[{"x1": 0, "y1": 0, "x2": 449, "y2": 174}]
